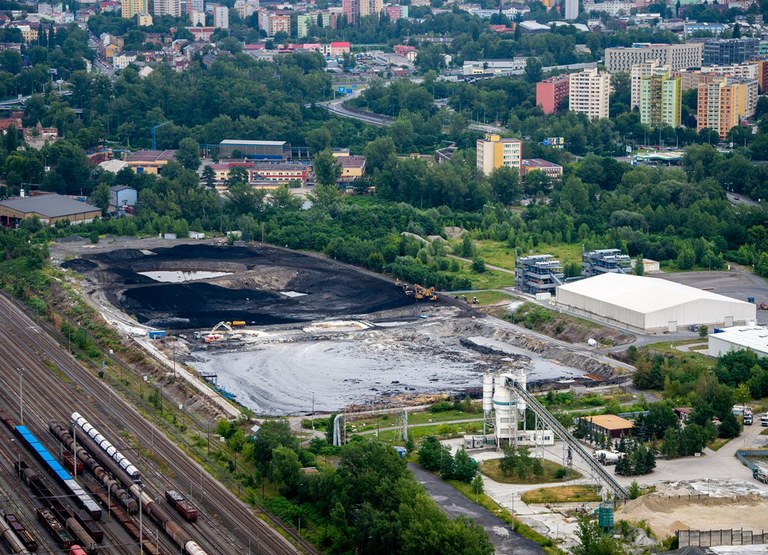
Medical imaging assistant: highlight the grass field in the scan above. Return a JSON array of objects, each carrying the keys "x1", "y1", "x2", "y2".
[
  {"x1": 641, "y1": 340, "x2": 717, "y2": 369},
  {"x1": 471, "y1": 241, "x2": 584, "y2": 271},
  {"x1": 521, "y1": 485, "x2": 602, "y2": 504},
  {"x1": 466, "y1": 290, "x2": 518, "y2": 306},
  {"x1": 480, "y1": 458, "x2": 582, "y2": 484}
]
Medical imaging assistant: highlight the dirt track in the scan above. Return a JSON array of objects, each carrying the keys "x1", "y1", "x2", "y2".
[{"x1": 63, "y1": 243, "x2": 416, "y2": 329}]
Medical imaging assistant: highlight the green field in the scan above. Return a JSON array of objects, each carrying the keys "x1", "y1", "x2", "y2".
[
  {"x1": 471, "y1": 241, "x2": 584, "y2": 271},
  {"x1": 480, "y1": 458, "x2": 582, "y2": 484}
]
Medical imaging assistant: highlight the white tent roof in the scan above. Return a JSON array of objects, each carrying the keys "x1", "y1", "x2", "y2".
[{"x1": 557, "y1": 273, "x2": 752, "y2": 315}]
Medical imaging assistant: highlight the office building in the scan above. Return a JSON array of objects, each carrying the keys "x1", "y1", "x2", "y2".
[
  {"x1": 476, "y1": 134, "x2": 523, "y2": 176},
  {"x1": 565, "y1": 0, "x2": 578, "y2": 19},
  {"x1": 697, "y1": 77, "x2": 757, "y2": 139},
  {"x1": 213, "y1": 4, "x2": 229, "y2": 28},
  {"x1": 569, "y1": 67, "x2": 610, "y2": 120},
  {"x1": 521, "y1": 159, "x2": 563, "y2": 179},
  {"x1": 639, "y1": 67, "x2": 682, "y2": 128},
  {"x1": 702, "y1": 38, "x2": 759, "y2": 66},
  {"x1": 343, "y1": 0, "x2": 383, "y2": 25},
  {"x1": 154, "y1": 0, "x2": 181, "y2": 17},
  {"x1": 121, "y1": 0, "x2": 148, "y2": 18},
  {"x1": 605, "y1": 42, "x2": 703, "y2": 72},
  {"x1": 582, "y1": 249, "x2": 631, "y2": 277},
  {"x1": 536, "y1": 74, "x2": 570, "y2": 114},
  {"x1": 515, "y1": 254, "x2": 564, "y2": 295}
]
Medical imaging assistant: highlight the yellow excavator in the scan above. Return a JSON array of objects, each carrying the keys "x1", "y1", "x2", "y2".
[{"x1": 413, "y1": 284, "x2": 438, "y2": 301}]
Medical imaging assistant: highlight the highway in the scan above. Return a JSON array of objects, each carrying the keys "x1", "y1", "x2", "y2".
[
  {"x1": 319, "y1": 88, "x2": 505, "y2": 133},
  {"x1": 0, "y1": 292, "x2": 314, "y2": 555}
]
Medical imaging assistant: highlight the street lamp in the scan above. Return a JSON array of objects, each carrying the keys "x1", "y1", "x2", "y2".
[{"x1": 17, "y1": 368, "x2": 23, "y2": 425}]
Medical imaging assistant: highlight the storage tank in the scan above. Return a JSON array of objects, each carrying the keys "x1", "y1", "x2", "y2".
[
  {"x1": 482, "y1": 373, "x2": 494, "y2": 415},
  {"x1": 493, "y1": 375, "x2": 515, "y2": 441}
]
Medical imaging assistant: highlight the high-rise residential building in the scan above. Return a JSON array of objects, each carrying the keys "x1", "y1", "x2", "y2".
[
  {"x1": 297, "y1": 12, "x2": 332, "y2": 38},
  {"x1": 604, "y1": 42, "x2": 703, "y2": 72},
  {"x1": 121, "y1": 0, "x2": 148, "y2": 19},
  {"x1": 702, "y1": 38, "x2": 759, "y2": 66},
  {"x1": 697, "y1": 77, "x2": 757, "y2": 139},
  {"x1": 343, "y1": 0, "x2": 382, "y2": 25},
  {"x1": 565, "y1": 0, "x2": 578, "y2": 20},
  {"x1": 630, "y1": 59, "x2": 662, "y2": 109},
  {"x1": 154, "y1": 0, "x2": 181, "y2": 17},
  {"x1": 234, "y1": 0, "x2": 259, "y2": 19},
  {"x1": 213, "y1": 4, "x2": 229, "y2": 28},
  {"x1": 265, "y1": 12, "x2": 291, "y2": 37},
  {"x1": 476, "y1": 134, "x2": 523, "y2": 176},
  {"x1": 639, "y1": 67, "x2": 682, "y2": 128},
  {"x1": 536, "y1": 75, "x2": 570, "y2": 114},
  {"x1": 187, "y1": 0, "x2": 204, "y2": 13},
  {"x1": 188, "y1": 9, "x2": 205, "y2": 25},
  {"x1": 569, "y1": 67, "x2": 610, "y2": 120}
]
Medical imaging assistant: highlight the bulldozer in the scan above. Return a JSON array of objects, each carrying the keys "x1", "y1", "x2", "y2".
[{"x1": 413, "y1": 284, "x2": 438, "y2": 302}]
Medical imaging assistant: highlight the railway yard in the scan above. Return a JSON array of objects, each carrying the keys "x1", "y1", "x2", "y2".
[{"x1": 0, "y1": 291, "x2": 311, "y2": 554}]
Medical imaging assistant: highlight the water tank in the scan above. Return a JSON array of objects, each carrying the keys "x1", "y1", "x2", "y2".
[
  {"x1": 482, "y1": 373, "x2": 494, "y2": 414},
  {"x1": 493, "y1": 375, "x2": 515, "y2": 440},
  {"x1": 597, "y1": 503, "x2": 613, "y2": 533}
]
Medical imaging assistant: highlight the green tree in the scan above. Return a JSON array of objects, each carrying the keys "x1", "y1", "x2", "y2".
[
  {"x1": 202, "y1": 165, "x2": 215, "y2": 188},
  {"x1": 460, "y1": 234, "x2": 474, "y2": 258},
  {"x1": 270, "y1": 446, "x2": 303, "y2": 496},
  {"x1": 313, "y1": 148, "x2": 342, "y2": 187},
  {"x1": 471, "y1": 474, "x2": 484, "y2": 494},
  {"x1": 418, "y1": 436, "x2": 444, "y2": 471},
  {"x1": 226, "y1": 166, "x2": 250, "y2": 187},
  {"x1": 573, "y1": 518, "x2": 619, "y2": 555},
  {"x1": 453, "y1": 448, "x2": 477, "y2": 483},
  {"x1": 175, "y1": 137, "x2": 200, "y2": 170},
  {"x1": 308, "y1": 183, "x2": 343, "y2": 210},
  {"x1": 698, "y1": 325, "x2": 708, "y2": 339},
  {"x1": 487, "y1": 166, "x2": 521, "y2": 204},
  {"x1": 90, "y1": 182, "x2": 111, "y2": 214},
  {"x1": 251, "y1": 420, "x2": 298, "y2": 471}
]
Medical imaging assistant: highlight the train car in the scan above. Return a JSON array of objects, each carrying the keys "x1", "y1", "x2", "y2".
[
  {"x1": 14, "y1": 426, "x2": 101, "y2": 520},
  {"x1": 70, "y1": 413, "x2": 141, "y2": 483},
  {"x1": 69, "y1": 546, "x2": 87, "y2": 555},
  {"x1": 49, "y1": 422, "x2": 138, "y2": 514},
  {"x1": 165, "y1": 490, "x2": 198, "y2": 522},
  {"x1": 64, "y1": 518, "x2": 97, "y2": 555},
  {"x1": 185, "y1": 541, "x2": 207, "y2": 555},
  {"x1": 36, "y1": 508, "x2": 75, "y2": 549},
  {"x1": 5, "y1": 513, "x2": 38, "y2": 552},
  {"x1": 63, "y1": 452, "x2": 83, "y2": 475},
  {"x1": 73, "y1": 510, "x2": 103, "y2": 543},
  {"x1": 0, "y1": 512, "x2": 32, "y2": 555}
]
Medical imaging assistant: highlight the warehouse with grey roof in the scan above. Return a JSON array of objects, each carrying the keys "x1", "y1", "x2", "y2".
[{"x1": 0, "y1": 194, "x2": 101, "y2": 226}]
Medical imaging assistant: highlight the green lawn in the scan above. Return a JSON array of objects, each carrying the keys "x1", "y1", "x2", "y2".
[
  {"x1": 464, "y1": 290, "x2": 518, "y2": 306},
  {"x1": 470, "y1": 240, "x2": 584, "y2": 271},
  {"x1": 480, "y1": 458, "x2": 582, "y2": 484},
  {"x1": 521, "y1": 485, "x2": 602, "y2": 504}
]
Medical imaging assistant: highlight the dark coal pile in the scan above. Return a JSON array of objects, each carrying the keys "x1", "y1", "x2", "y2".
[{"x1": 71, "y1": 244, "x2": 415, "y2": 329}]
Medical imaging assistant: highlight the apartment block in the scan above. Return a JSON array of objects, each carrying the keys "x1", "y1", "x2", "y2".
[
  {"x1": 213, "y1": 4, "x2": 229, "y2": 29},
  {"x1": 154, "y1": 0, "x2": 181, "y2": 17},
  {"x1": 639, "y1": 67, "x2": 682, "y2": 128},
  {"x1": 297, "y1": 13, "x2": 332, "y2": 38},
  {"x1": 260, "y1": 12, "x2": 291, "y2": 36},
  {"x1": 536, "y1": 75, "x2": 569, "y2": 114},
  {"x1": 476, "y1": 134, "x2": 523, "y2": 177},
  {"x1": 121, "y1": 0, "x2": 148, "y2": 18},
  {"x1": 697, "y1": 77, "x2": 757, "y2": 139},
  {"x1": 343, "y1": 0, "x2": 383, "y2": 25},
  {"x1": 569, "y1": 67, "x2": 610, "y2": 120},
  {"x1": 631, "y1": 59, "x2": 663, "y2": 109},
  {"x1": 565, "y1": 0, "x2": 578, "y2": 19},
  {"x1": 189, "y1": 9, "x2": 205, "y2": 25},
  {"x1": 605, "y1": 42, "x2": 703, "y2": 73},
  {"x1": 188, "y1": 0, "x2": 204, "y2": 12}
]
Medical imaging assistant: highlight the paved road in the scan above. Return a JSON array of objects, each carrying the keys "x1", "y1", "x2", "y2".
[{"x1": 408, "y1": 463, "x2": 545, "y2": 555}]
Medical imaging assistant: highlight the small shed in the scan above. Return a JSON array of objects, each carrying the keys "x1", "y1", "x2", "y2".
[
  {"x1": 110, "y1": 185, "x2": 137, "y2": 208},
  {"x1": 581, "y1": 414, "x2": 634, "y2": 439}
]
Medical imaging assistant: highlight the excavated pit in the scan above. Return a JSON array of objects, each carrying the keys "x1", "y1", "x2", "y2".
[{"x1": 63, "y1": 244, "x2": 415, "y2": 329}]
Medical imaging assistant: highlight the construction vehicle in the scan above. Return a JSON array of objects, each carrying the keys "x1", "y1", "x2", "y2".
[
  {"x1": 413, "y1": 284, "x2": 438, "y2": 302},
  {"x1": 194, "y1": 321, "x2": 235, "y2": 343},
  {"x1": 759, "y1": 303, "x2": 768, "y2": 310},
  {"x1": 593, "y1": 450, "x2": 624, "y2": 466},
  {"x1": 396, "y1": 279, "x2": 414, "y2": 297},
  {"x1": 754, "y1": 466, "x2": 768, "y2": 484},
  {"x1": 229, "y1": 320, "x2": 246, "y2": 327}
]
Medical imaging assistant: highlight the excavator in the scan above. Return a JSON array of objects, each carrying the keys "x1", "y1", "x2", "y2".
[
  {"x1": 413, "y1": 284, "x2": 438, "y2": 302},
  {"x1": 194, "y1": 321, "x2": 236, "y2": 343}
]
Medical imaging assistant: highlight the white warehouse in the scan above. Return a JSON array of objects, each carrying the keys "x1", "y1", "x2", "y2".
[
  {"x1": 556, "y1": 273, "x2": 756, "y2": 333},
  {"x1": 708, "y1": 326, "x2": 768, "y2": 358}
]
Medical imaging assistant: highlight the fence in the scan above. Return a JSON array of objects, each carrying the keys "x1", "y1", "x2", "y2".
[{"x1": 678, "y1": 529, "x2": 767, "y2": 547}]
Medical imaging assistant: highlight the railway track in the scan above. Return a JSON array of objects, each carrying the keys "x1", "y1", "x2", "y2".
[{"x1": 0, "y1": 293, "x2": 316, "y2": 555}]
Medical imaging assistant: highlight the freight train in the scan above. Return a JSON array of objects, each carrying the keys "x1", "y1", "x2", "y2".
[
  {"x1": 0, "y1": 511, "x2": 34, "y2": 554},
  {"x1": 49, "y1": 421, "x2": 138, "y2": 514},
  {"x1": 13, "y1": 426, "x2": 101, "y2": 520},
  {"x1": 129, "y1": 485, "x2": 209, "y2": 555},
  {"x1": 70, "y1": 412, "x2": 141, "y2": 483}
]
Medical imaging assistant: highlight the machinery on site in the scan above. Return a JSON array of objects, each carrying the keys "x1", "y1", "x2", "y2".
[
  {"x1": 396, "y1": 279, "x2": 438, "y2": 301},
  {"x1": 194, "y1": 321, "x2": 238, "y2": 343}
]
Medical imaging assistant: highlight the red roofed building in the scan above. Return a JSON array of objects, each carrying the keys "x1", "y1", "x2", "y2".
[
  {"x1": 521, "y1": 158, "x2": 563, "y2": 179},
  {"x1": 328, "y1": 41, "x2": 351, "y2": 57},
  {"x1": 393, "y1": 44, "x2": 418, "y2": 61},
  {"x1": 186, "y1": 27, "x2": 216, "y2": 41},
  {"x1": 336, "y1": 155, "x2": 366, "y2": 184},
  {"x1": 489, "y1": 24, "x2": 516, "y2": 33}
]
